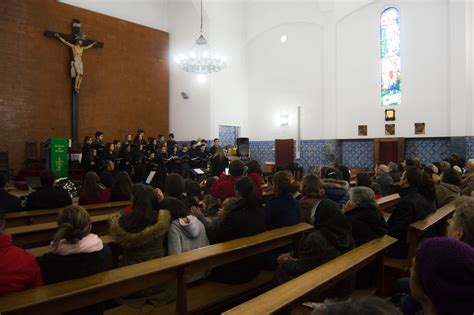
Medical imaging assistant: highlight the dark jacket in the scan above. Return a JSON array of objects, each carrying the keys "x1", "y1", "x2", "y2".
[
  {"x1": 265, "y1": 193, "x2": 300, "y2": 230},
  {"x1": 37, "y1": 246, "x2": 112, "y2": 315},
  {"x1": 26, "y1": 186, "x2": 72, "y2": 210},
  {"x1": 0, "y1": 189, "x2": 22, "y2": 212},
  {"x1": 299, "y1": 197, "x2": 339, "y2": 224},
  {"x1": 345, "y1": 203, "x2": 388, "y2": 247},
  {"x1": 387, "y1": 187, "x2": 429, "y2": 258},
  {"x1": 435, "y1": 182, "x2": 460, "y2": 208},
  {"x1": 204, "y1": 196, "x2": 267, "y2": 284},
  {"x1": 274, "y1": 202, "x2": 355, "y2": 298},
  {"x1": 389, "y1": 170, "x2": 401, "y2": 182},
  {"x1": 322, "y1": 179, "x2": 349, "y2": 207},
  {"x1": 374, "y1": 173, "x2": 394, "y2": 196},
  {"x1": 210, "y1": 156, "x2": 229, "y2": 177}
]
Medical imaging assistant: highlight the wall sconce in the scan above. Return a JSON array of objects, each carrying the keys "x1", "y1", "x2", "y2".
[{"x1": 280, "y1": 114, "x2": 289, "y2": 126}]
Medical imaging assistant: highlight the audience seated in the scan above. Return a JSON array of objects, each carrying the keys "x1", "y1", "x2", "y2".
[
  {"x1": 461, "y1": 159, "x2": 474, "y2": 196},
  {"x1": 109, "y1": 171, "x2": 132, "y2": 202},
  {"x1": 245, "y1": 159, "x2": 263, "y2": 200},
  {"x1": 356, "y1": 172, "x2": 383, "y2": 199},
  {"x1": 210, "y1": 159, "x2": 245, "y2": 203},
  {"x1": 387, "y1": 167, "x2": 429, "y2": 258},
  {"x1": 202, "y1": 194, "x2": 220, "y2": 219},
  {"x1": 184, "y1": 178, "x2": 202, "y2": 209},
  {"x1": 194, "y1": 176, "x2": 266, "y2": 284},
  {"x1": 26, "y1": 170, "x2": 72, "y2": 210},
  {"x1": 78, "y1": 172, "x2": 110, "y2": 205},
  {"x1": 0, "y1": 174, "x2": 22, "y2": 212},
  {"x1": 162, "y1": 197, "x2": 209, "y2": 283},
  {"x1": 299, "y1": 174, "x2": 339, "y2": 223},
  {"x1": 374, "y1": 164, "x2": 394, "y2": 196},
  {"x1": 0, "y1": 208, "x2": 43, "y2": 296},
  {"x1": 312, "y1": 296, "x2": 402, "y2": 315},
  {"x1": 108, "y1": 185, "x2": 174, "y2": 307},
  {"x1": 274, "y1": 193, "x2": 355, "y2": 300},
  {"x1": 164, "y1": 173, "x2": 186, "y2": 200},
  {"x1": 99, "y1": 160, "x2": 115, "y2": 189},
  {"x1": 321, "y1": 167, "x2": 350, "y2": 207},
  {"x1": 410, "y1": 237, "x2": 474, "y2": 315},
  {"x1": 37, "y1": 205, "x2": 112, "y2": 315},
  {"x1": 265, "y1": 171, "x2": 300, "y2": 231},
  {"x1": 435, "y1": 168, "x2": 461, "y2": 207}
]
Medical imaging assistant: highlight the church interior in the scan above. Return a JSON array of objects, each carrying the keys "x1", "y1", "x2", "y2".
[{"x1": 1, "y1": 0, "x2": 474, "y2": 314}]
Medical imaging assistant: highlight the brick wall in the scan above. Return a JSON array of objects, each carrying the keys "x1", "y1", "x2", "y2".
[{"x1": 0, "y1": 0, "x2": 169, "y2": 173}]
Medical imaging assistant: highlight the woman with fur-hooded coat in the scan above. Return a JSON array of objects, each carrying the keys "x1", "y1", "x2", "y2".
[{"x1": 108, "y1": 185, "x2": 173, "y2": 308}]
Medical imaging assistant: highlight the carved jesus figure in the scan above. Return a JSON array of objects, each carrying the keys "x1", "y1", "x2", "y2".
[{"x1": 55, "y1": 32, "x2": 96, "y2": 92}]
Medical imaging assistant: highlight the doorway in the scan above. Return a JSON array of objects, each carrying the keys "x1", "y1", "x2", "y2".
[{"x1": 373, "y1": 138, "x2": 405, "y2": 165}]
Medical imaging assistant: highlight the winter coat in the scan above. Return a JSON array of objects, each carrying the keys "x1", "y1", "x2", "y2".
[
  {"x1": 108, "y1": 210, "x2": 174, "y2": 307},
  {"x1": 387, "y1": 187, "x2": 430, "y2": 258},
  {"x1": 461, "y1": 172, "x2": 474, "y2": 196},
  {"x1": 210, "y1": 173, "x2": 240, "y2": 203},
  {"x1": 274, "y1": 200, "x2": 355, "y2": 299},
  {"x1": 299, "y1": 197, "x2": 339, "y2": 224},
  {"x1": 265, "y1": 193, "x2": 300, "y2": 230},
  {"x1": 202, "y1": 196, "x2": 267, "y2": 284},
  {"x1": 436, "y1": 182, "x2": 460, "y2": 207},
  {"x1": 322, "y1": 179, "x2": 349, "y2": 207},
  {"x1": 345, "y1": 204, "x2": 387, "y2": 247},
  {"x1": 37, "y1": 245, "x2": 112, "y2": 315},
  {"x1": 168, "y1": 215, "x2": 209, "y2": 283},
  {"x1": 25, "y1": 186, "x2": 72, "y2": 210},
  {"x1": 0, "y1": 234, "x2": 43, "y2": 296}
]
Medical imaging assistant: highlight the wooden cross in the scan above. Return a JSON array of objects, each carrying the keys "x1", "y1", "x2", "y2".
[{"x1": 44, "y1": 19, "x2": 104, "y2": 145}]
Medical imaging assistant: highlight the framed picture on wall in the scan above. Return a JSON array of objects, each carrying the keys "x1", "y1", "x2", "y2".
[
  {"x1": 385, "y1": 124, "x2": 395, "y2": 135},
  {"x1": 358, "y1": 125, "x2": 368, "y2": 136},
  {"x1": 415, "y1": 123, "x2": 425, "y2": 135}
]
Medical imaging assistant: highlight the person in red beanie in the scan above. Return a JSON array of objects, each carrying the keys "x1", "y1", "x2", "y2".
[
  {"x1": 0, "y1": 208, "x2": 43, "y2": 295},
  {"x1": 410, "y1": 237, "x2": 474, "y2": 315}
]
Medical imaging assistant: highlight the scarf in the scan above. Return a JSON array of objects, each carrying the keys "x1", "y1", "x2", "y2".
[{"x1": 51, "y1": 233, "x2": 103, "y2": 256}]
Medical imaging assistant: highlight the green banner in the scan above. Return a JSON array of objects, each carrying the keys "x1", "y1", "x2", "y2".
[{"x1": 50, "y1": 138, "x2": 69, "y2": 178}]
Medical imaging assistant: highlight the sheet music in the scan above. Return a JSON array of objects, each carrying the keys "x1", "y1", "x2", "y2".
[
  {"x1": 145, "y1": 171, "x2": 156, "y2": 184},
  {"x1": 193, "y1": 168, "x2": 204, "y2": 175}
]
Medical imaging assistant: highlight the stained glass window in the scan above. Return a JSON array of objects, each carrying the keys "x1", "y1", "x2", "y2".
[{"x1": 381, "y1": 7, "x2": 401, "y2": 106}]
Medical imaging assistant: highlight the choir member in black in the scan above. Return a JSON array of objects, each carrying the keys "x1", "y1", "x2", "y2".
[
  {"x1": 209, "y1": 138, "x2": 220, "y2": 156},
  {"x1": 143, "y1": 151, "x2": 163, "y2": 188},
  {"x1": 92, "y1": 131, "x2": 106, "y2": 161},
  {"x1": 158, "y1": 146, "x2": 169, "y2": 188},
  {"x1": 105, "y1": 143, "x2": 119, "y2": 174},
  {"x1": 157, "y1": 134, "x2": 166, "y2": 149},
  {"x1": 168, "y1": 145, "x2": 181, "y2": 174},
  {"x1": 81, "y1": 136, "x2": 92, "y2": 166},
  {"x1": 189, "y1": 140, "x2": 201, "y2": 169},
  {"x1": 113, "y1": 140, "x2": 121, "y2": 155},
  {"x1": 133, "y1": 144, "x2": 145, "y2": 182},
  {"x1": 167, "y1": 133, "x2": 178, "y2": 154},
  {"x1": 180, "y1": 144, "x2": 191, "y2": 178},
  {"x1": 145, "y1": 138, "x2": 158, "y2": 156},
  {"x1": 120, "y1": 144, "x2": 134, "y2": 176},
  {"x1": 124, "y1": 134, "x2": 133, "y2": 147},
  {"x1": 210, "y1": 147, "x2": 229, "y2": 177},
  {"x1": 85, "y1": 148, "x2": 101, "y2": 174},
  {"x1": 112, "y1": 140, "x2": 123, "y2": 171},
  {"x1": 198, "y1": 144, "x2": 210, "y2": 169},
  {"x1": 133, "y1": 129, "x2": 146, "y2": 147}
]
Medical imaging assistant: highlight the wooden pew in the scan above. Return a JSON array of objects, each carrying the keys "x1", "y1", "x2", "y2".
[
  {"x1": 384, "y1": 200, "x2": 456, "y2": 272},
  {"x1": 223, "y1": 235, "x2": 398, "y2": 315},
  {"x1": 6, "y1": 214, "x2": 111, "y2": 247},
  {"x1": 5, "y1": 201, "x2": 130, "y2": 227},
  {"x1": 377, "y1": 193, "x2": 400, "y2": 211},
  {"x1": 0, "y1": 222, "x2": 313, "y2": 315}
]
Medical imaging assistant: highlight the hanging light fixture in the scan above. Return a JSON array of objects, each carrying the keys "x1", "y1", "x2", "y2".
[{"x1": 174, "y1": 0, "x2": 227, "y2": 75}]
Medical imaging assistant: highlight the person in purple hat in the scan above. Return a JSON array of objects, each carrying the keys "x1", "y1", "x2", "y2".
[{"x1": 409, "y1": 237, "x2": 474, "y2": 315}]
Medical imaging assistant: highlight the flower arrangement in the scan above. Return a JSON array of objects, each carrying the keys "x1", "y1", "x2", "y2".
[{"x1": 55, "y1": 177, "x2": 79, "y2": 198}]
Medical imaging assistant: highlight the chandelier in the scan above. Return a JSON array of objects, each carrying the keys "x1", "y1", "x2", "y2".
[{"x1": 174, "y1": 0, "x2": 227, "y2": 75}]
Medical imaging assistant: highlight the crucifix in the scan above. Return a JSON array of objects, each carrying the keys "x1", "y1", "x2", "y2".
[{"x1": 44, "y1": 19, "x2": 104, "y2": 145}]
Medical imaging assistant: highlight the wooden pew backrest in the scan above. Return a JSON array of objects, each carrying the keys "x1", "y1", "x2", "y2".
[{"x1": 223, "y1": 235, "x2": 397, "y2": 315}]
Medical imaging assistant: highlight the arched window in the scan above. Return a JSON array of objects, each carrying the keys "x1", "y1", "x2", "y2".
[{"x1": 381, "y1": 7, "x2": 401, "y2": 106}]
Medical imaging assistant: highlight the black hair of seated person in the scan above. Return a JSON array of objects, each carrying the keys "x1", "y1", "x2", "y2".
[{"x1": 229, "y1": 160, "x2": 245, "y2": 177}]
